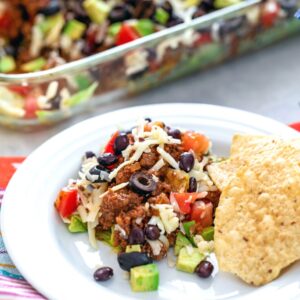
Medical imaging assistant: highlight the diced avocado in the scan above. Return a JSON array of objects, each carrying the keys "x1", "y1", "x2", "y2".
[
  {"x1": 134, "y1": 19, "x2": 154, "y2": 36},
  {"x1": 68, "y1": 215, "x2": 87, "y2": 233},
  {"x1": 108, "y1": 22, "x2": 122, "y2": 37},
  {"x1": 0, "y1": 56, "x2": 16, "y2": 73},
  {"x1": 201, "y1": 226, "x2": 214, "y2": 241},
  {"x1": 130, "y1": 264, "x2": 159, "y2": 292},
  {"x1": 83, "y1": 0, "x2": 110, "y2": 24},
  {"x1": 126, "y1": 245, "x2": 142, "y2": 253},
  {"x1": 96, "y1": 229, "x2": 113, "y2": 245},
  {"x1": 21, "y1": 57, "x2": 46, "y2": 72},
  {"x1": 38, "y1": 13, "x2": 64, "y2": 35},
  {"x1": 214, "y1": 0, "x2": 241, "y2": 8},
  {"x1": 155, "y1": 8, "x2": 169, "y2": 25},
  {"x1": 63, "y1": 20, "x2": 86, "y2": 40},
  {"x1": 174, "y1": 232, "x2": 192, "y2": 256},
  {"x1": 63, "y1": 82, "x2": 97, "y2": 107},
  {"x1": 176, "y1": 247, "x2": 204, "y2": 273},
  {"x1": 183, "y1": 220, "x2": 195, "y2": 238},
  {"x1": 74, "y1": 74, "x2": 91, "y2": 90}
]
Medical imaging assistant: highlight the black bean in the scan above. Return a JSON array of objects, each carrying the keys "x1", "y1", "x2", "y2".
[
  {"x1": 188, "y1": 177, "x2": 197, "y2": 192},
  {"x1": 4, "y1": 45, "x2": 17, "y2": 58},
  {"x1": 93, "y1": 267, "x2": 113, "y2": 281},
  {"x1": 161, "y1": 0, "x2": 173, "y2": 15},
  {"x1": 128, "y1": 227, "x2": 145, "y2": 245},
  {"x1": 179, "y1": 152, "x2": 195, "y2": 172},
  {"x1": 134, "y1": 0, "x2": 156, "y2": 19},
  {"x1": 98, "y1": 153, "x2": 118, "y2": 166},
  {"x1": 129, "y1": 172, "x2": 157, "y2": 194},
  {"x1": 18, "y1": 4, "x2": 30, "y2": 21},
  {"x1": 37, "y1": 0, "x2": 61, "y2": 16},
  {"x1": 145, "y1": 225, "x2": 160, "y2": 240},
  {"x1": 167, "y1": 128, "x2": 181, "y2": 139},
  {"x1": 166, "y1": 16, "x2": 184, "y2": 27},
  {"x1": 192, "y1": 9, "x2": 206, "y2": 19},
  {"x1": 278, "y1": 0, "x2": 297, "y2": 16},
  {"x1": 200, "y1": 0, "x2": 214, "y2": 11},
  {"x1": 10, "y1": 33, "x2": 24, "y2": 48},
  {"x1": 145, "y1": 117, "x2": 152, "y2": 122},
  {"x1": 219, "y1": 16, "x2": 246, "y2": 37},
  {"x1": 85, "y1": 151, "x2": 96, "y2": 159},
  {"x1": 109, "y1": 4, "x2": 132, "y2": 23},
  {"x1": 48, "y1": 94, "x2": 61, "y2": 110},
  {"x1": 114, "y1": 133, "x2": 129, "y2": 154},
  {"x1": 195, "y1": 261, "x2": 214, "y2": 278},
  {"x1": 117, "y1": 252, "x2": 152, "y2": 271}
]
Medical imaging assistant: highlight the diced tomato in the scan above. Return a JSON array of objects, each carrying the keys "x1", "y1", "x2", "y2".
[
  {"x1": 116, "y1": 24, "x2": 140, "y2": 46},
  {"x1": 289, "y1": 122, "x2": 300, "y2": 132},
  {"x1": 55, "y1": 188, "x2": 78, "y2": 218},
  {"x1": 181, "y1": 131, "x2": 210, "y2": 156},
  {"x1": 0, "y1": 12, "x2": 12, "y2": 29},
  {"x1": 103, "y1": 131, "x2": 119, "y2": 154},
  {"x1": 8, "y1": 85, "x2": 32, "y2": 96},
  {"x1": 24, "y1": 96, "x2": 38, "y2": 119},
  {"x1": 170, "y1": 192, "x2": 207, "y2": 214},
  {"x1": 190, "y1": 201, "x2": 213, "y2": 227},
  {"x1": 261, "y1": 1, "x2": 280, "y2": 28},
  {"x1": 194, "y1": 32, "x2": 212, "y2": 46}
]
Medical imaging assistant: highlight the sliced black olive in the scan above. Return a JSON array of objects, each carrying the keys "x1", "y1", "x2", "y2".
[
  {"x1": 37, "y1": 0, "x2": 61, "y2": 16},
  {"x1": 86, "y1": 165, "x2": 110, "y2": 183},
  {"x1": 129, "y1": 172, "x2": 157, "y2": 194},
  {"x1": 85, "y1": 151, "x2": 96, "y2": 159},
  {"x1": 117, "y1": 252, "x2": 153, "y2": 271},
  {"x1": 97, "y1": 153, "x2": 118, "y2": 166}
]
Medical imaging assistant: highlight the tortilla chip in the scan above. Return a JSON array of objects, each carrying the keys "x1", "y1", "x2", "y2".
[
  {"x1": 208, "y1": 135, "x2": 300, "y2": 191},
  {"x1": 207, "y1": 160, "x2": 242, "y2": 191},
  {"x1": 214, "y1": 158, "x2": 300, "y2": 285},
  {"x1": 230, "y1": 134, "x2": 300, "y2": 159}
]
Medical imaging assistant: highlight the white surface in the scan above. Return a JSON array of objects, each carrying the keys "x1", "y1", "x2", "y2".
[{"x1": 1, "y1": 104, "x2": 300, "y2": 300}]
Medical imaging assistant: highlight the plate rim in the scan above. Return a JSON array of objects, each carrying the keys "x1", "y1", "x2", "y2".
[{"x1": 2, "y1": 103, "x2": 299, "y2": 300}]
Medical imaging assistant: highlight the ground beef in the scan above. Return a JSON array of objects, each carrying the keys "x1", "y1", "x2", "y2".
[
  {"x1": 167, "y1": 231, "x2": 177, "y2": 247},
  {"x1": 113, "y1": 231, "x2": 127, "y2": 250},
  {"x1": 115, "y1": 205, "x2": 146, "y2": 234},
  {"x1": 115, "y1": 162, "x2": 141, "y2": 184},
  {"x1": 152, "y1": 181, "x2": 171, "y2": 196},
  {"x1": 148, "y1": 193, "x2": 170, "y2": 205},
  {"x1": 205, "y1": 190, "x2": 221, "y2": 211},
  {"x1": 139, "y1": 146, "x2": 159, "y2": 169},
  {"x1": 98, "y1": 188, "x2": 143, "y2": 229},
  {"x1": 142, "y1": 242, "x2": 168, "y2": 261},
  {"x1": 164, "y1": 144, "x2": 184, "y2": 161}
]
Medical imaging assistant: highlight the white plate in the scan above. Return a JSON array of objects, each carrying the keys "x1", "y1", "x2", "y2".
[{"x1": 2, "y1": 104, "x2": 300, "y2": 300}]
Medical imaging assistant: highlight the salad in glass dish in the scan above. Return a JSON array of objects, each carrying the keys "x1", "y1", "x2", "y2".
[{"x1": 54, "y1": 118, "x2": 221, "y2": 292}]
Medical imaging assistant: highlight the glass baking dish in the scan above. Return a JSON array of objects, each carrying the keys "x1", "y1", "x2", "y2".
[{"x1": 0, "y1": 0, "x2": 299, "y2": 130}]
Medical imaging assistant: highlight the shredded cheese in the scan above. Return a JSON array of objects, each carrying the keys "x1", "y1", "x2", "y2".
[
  {"x1": 148, "y1": 216, "x2": 165, "y2": 234},
  {"x1": 157, "y1": 146, "x2": 179, "y2": 169},
  {"x1": 150, "y1": 158, "x2": 165, "y2": 172},
  {"x1": 114, "y1": 224, "x2": 127, "y2": 238},
  {"x1": 152, "y1": 204, "x2": 179, "y2": 234},
  {"x1": 146, "y1": 239, "x2": 163, "y2": 256},
  {"x1": 111, "y1": 182, "x2": 129, "y2": 191},
  {"x1": 159, "y1": 234, "x2": 170, "y2": 249}
]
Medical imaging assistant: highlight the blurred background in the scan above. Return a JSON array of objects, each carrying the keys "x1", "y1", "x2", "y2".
[{"x1": 0, "y1": 0, "x2": 299, "y2": 155}]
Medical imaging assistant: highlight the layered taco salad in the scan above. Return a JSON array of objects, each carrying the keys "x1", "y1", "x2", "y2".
[{"x1": 55, "y1": 118, "x2": 220, "y2": 291}]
